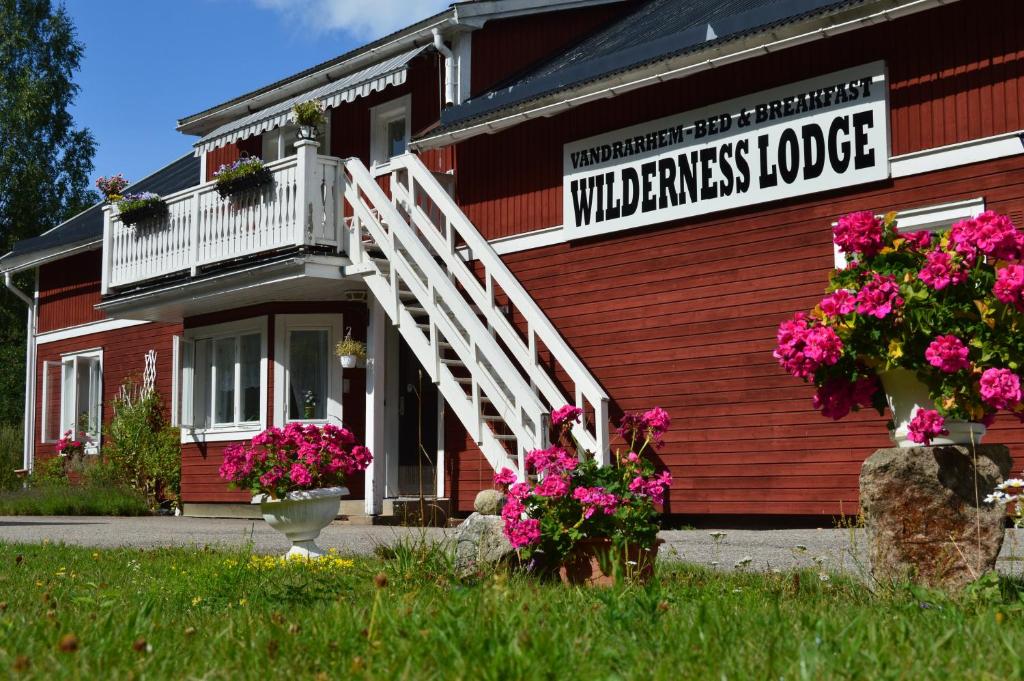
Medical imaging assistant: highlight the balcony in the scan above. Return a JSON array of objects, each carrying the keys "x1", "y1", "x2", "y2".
[{"x1": 101, "y1": 141, "x2": 346, "y2": 296}]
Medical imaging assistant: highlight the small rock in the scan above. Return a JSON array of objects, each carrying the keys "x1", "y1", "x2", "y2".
[
  {"x1": 453, "y1": 512, "x2": 514, "y2": 576},
  {"x1": 861, "y1": 445, "x2": 1011, "y2": 591},
  {"x1": 473, "y1": 489, "x2": 505, "y2": 515}
]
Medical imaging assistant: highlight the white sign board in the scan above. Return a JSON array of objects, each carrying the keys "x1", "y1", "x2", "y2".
[{"x1": 563, "y1": 62, "x2": 890, "y2": 238}]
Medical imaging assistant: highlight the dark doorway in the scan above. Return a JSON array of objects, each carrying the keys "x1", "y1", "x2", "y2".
[{"x1": 397, "y1": 341, "x2": 439, "y2": 497}]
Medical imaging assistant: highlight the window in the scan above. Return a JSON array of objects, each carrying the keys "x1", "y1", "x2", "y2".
[
  {"x1": 274, "y1": 314, "x2": 345, "y2": 426},
  {"x1": 833, "y1": 197, "x2": 985, "y2": 268},
  {"x1": 370, "y1": 95, "x2": 411, "y2": 170},
  {"x1": 41, "y1": 349, "x2": 102, "y2": 451},
  {"x1": 175, "y1": 319, "x2": 267, "y2": 439}
]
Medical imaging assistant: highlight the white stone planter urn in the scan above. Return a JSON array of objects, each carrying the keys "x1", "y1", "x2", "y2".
[
  {"x1": 254, "y1": 486, "x2": 348, "y2": 559},
  {"x1": 879, "y1": 368, "x2": 986, "y2": 447},
  {"x1": 338, "y1": 354, "x2": 358, "y2": 369}
]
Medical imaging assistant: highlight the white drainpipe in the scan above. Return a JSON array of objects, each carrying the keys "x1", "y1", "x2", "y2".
[
  {"x1": 5, "y1": 271, "x2": 36, "y2": 473},
  {"x1": 433, "y1": 28, "x2": 456, "y2": 107}
]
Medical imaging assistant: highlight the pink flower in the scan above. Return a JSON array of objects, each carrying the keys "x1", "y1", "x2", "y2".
[
  {"x1": 550, "y1": 405, "x2": 583, "y2": 426},
  {"x1": 918, "y1": 251, "x2": 965, "y2": 291},
  {"x1": 533, "y1": 474, "x2": 569, "y2": 498},
  {"x1": 925, "y1": 335, "x2": 971, "y2": 373},
  {"x1": 492, "y1": 467, "x2": 517, "y2": 487},
  {"x1": 812, "y1": 376, "x2": 879, "y2": 420},
  {"x1": 641, "y1": 407, "x2": 671, "y2": 441},
  {"x1": 979, "y1": 368, "x2": 1022, "y2": 410},
  {"x1": 994, "y1": 264, "x2": 1024, "y2": 311},
  {"x1": 503, "y1": 517, "x2": 541, "y2": 549},
  {"x1": 907, "y1": 409, "x2": 948, "y2": 445},
  {"x1": 524, "y1": 446, "x2": 578, "y2": 475},
  {"x1": 819, "y1": 290, "x2": 856, "y2": 317},
  {"x1": 507, "y1": 482, "x2": 532, "y2": 500},
  {"x1": 773, "y1": 314, "x2": 843, "y2": 380},
  {"x1": 855, "y1": 274, "x2": 903, "y2": 319},
  {"x1": 572, "y1": 486, "x2": 619, "y2": 518},
  {"x1": 834, "y1": 211, "x2": 884, "y2": 259},
  {"x1": 259, "y1": 467, "x2": 284, "y2": 488},
  {"x1": 903, "y1": 230, "x2": 933, "y2": 250},
  {"x1": 288, "y1": 463, "x2": 313, "y2": 487}
]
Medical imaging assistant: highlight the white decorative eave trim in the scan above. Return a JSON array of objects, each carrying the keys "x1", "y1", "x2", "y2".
[
  {"x1": 453, "y1": 0, "x2": 625, "y2": 26},
  {"x1": 0, "y1": 239, "x2": 101, "y2": 275},
  {"x1": 36, "y1": 318, "x2": 150, "y2": 345},
  {"x1": 413, "y1": 0, "x2": 960, "y2": 151}
]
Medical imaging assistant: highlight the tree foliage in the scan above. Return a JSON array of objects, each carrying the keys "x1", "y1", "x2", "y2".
[{"x1": 0, "y1": 0, "x2": 97, "y2": 424}]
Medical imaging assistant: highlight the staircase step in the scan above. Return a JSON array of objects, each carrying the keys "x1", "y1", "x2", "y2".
[
  {"x1": 453, "y1": 376, "x2": 472, "y2": 385},
  {"x1": 481, "y1": 414, "x2": 503, "y2": 422},
  {"x1": 441, "y1": 358, "x2": 465, "y2": 367},
  {"x1": 493, "y1": 434, "x2": 517, "y2": 442}
]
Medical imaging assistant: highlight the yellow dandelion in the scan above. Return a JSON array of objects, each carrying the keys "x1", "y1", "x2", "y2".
[{"x1": 191, "y1": 596, "x2": 203, "y2": 607}]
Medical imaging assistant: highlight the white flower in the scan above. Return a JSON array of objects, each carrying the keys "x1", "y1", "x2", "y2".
[
  {"x1": 985, "y1": 491, "x2": 1011, "y2": 505},
  {"x1": 734, "y1": 556, "x2": 753, "y2": 568},
  {"x1": 709, "y1": 531, "x2": 727, "y2": 540},
  {"x1": 818, "y1": 573, "x2": 831, "y2": 582}
]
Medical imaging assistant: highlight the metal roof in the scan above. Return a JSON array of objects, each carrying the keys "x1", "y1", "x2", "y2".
[
  {"x1": 1, "y1": 153, "x2": 201, "y2": 270},
  {"x1": 434, "y1": 0, "x2": 865, "y2": 134},
  {"x1": 194, "y1": 45, "x2": 431, "y2": 155}
]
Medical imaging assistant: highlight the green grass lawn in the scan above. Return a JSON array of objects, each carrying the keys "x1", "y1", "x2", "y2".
[{"x1": 1, "y1": 541, "x2": 1023, "y2": 680}]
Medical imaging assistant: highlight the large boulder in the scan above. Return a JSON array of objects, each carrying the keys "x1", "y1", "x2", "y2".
[
  {"x1": 860, "y1": 445, "x2": 1011, "y2": 590},
  {"x1": 454, "y1": 491, "x2": 514, "y2": 576}
]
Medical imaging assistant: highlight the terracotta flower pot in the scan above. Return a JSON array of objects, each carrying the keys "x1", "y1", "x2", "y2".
[{"x1": 558, "y1": 538, "x2": 663, "y2": 587}]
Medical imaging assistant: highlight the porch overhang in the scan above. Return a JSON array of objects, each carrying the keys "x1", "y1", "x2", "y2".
[{"x1": 95, "y1": 254, "x2": 366, "y2": 323}]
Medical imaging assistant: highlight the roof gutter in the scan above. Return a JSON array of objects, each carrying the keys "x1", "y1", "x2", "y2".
[
  {"x1": 412, "y1": 0, "x2": 958, "y2": 150},
  {"x1": 0, "y1": 239, "x2": 102, "y2": 275},
  {"x1": 5, "y1": 272, "x2": 36, "y2": 473}
]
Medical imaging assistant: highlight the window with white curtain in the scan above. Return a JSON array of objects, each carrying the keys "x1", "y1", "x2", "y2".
[{"x1": 274, "y1": 314, "x2": 344, "y2": 426}]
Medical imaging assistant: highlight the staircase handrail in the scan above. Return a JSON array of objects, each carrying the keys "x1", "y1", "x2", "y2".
[{"x1": 388, "y1": 153, "x2": 610, "y2": 462}]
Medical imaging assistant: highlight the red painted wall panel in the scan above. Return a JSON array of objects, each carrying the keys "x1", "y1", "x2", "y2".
[
  {"x1": 34, "y1": 322, "x2": 181, "y2": 466},
  {"x1": 37, "y1": 251, "x2": 106, "y2": 333},
  {"x1": 448, "y1": 153, "x2": 1024, "y2": 515},
  {"x1": 457, "y1": 0, "x2": 1024, "y2": 241}
]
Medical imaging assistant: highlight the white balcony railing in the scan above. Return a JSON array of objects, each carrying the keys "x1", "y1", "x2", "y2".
[{"x1": 101, "y1": 141, "x2": 344, "y2": 293}]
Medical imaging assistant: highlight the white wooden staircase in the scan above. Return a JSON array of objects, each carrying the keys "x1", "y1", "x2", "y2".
[{"x1": 342, "y1": 154, "x2": 609, "y2": 478}]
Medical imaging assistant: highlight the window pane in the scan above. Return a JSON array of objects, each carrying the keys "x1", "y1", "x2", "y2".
[
  {"x1": 240, "y1": 334, "x2": 261, "y2": 422},
  {"x1": 261, "y1": 130, "x2": 280, "y2": 163},
  {"x1": 213, "y1": 338, "x2": 237, "y2": 425},
  {"x1": 288, "y1": 329, "x2": 327, "y2": 420},
  {"x1": 194, "y1": 339, "x2": 211, "y2": 430},
  {"x1": 387, "y1": 118, "x2": 406, "y2": 158},
  {"x1": 281, "y1": 125, "x2": 299, "y2": 158},
  {"x1": 76, "y1": 357, "x2": 101, "y2": 441},
  {"x1": 62, "y1": 360, "x2": 76, "y2": 437}
]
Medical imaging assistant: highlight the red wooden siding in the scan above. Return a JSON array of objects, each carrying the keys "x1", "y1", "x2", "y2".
[
  {"x1": 447, "y1": 153, "x2": 1024, "y2": 515},
  {"x1": 180, "y1": 302, "x2": 368, "y2": 503},
  {"x1": 37, "y1": 251, "x2": 106, "y2": 333},
  {"x1": 204, "y1": 137, "x2": 262, "y2": 181},
  {"x1": 468, "y1": 4, "x2": 632, "y2": 97},
  {"x1": 456, "y1": 0, "x2": 1024, "y2": 241},
  {"x1": 34, "y1": 322, "x2": 181, "y2": 466}
]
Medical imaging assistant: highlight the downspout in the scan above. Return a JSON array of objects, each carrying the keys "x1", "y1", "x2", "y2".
[
  {"x1": 432, "y1": 28, "x2": 456, "y2": 107},
  {"x1": 5, "y1": 271, "x2": 36, "y2": 473}
]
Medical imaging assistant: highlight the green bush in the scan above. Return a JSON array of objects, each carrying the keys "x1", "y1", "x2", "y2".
[
  {"x1": 0, "y1": 422, "x2": 22, "y2": 492},
  {"x1": 0, "y1": 483, "x2": 148, "y2": 515},
  {"x1": 102, "y1": 379, "x2": 181, "y2": 509}
]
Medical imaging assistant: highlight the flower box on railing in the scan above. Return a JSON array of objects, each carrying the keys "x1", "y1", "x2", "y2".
[
  {"x1": 116, "y1": 192, "x2": 169, "y2": 227},
  {"x1": 213, "y1": 156, "x2": 273, "y2": 200}
]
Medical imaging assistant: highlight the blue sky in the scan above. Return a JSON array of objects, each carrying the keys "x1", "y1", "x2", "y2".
[{"x1": 65, "y1": 0, "x2": 449, "y2": 187}]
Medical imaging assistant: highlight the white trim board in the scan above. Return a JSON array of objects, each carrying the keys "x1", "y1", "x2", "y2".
[
  {"x1": 36, "y1": 318, "x2": 150, "y2": 345},
  {"x1": 469, "y1": 130, "x2": 1024, "y2": 259}
]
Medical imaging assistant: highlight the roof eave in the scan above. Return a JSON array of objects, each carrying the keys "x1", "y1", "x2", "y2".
[
  {"x1": 412, "y1": 0, "x2": 955, "y2": 151},
  {"x1": 0, "y1": 238, "x2": 101, "y2": 275},
  {"x1": 176, "y1": 11, "x2": 456, "y2": 138}
]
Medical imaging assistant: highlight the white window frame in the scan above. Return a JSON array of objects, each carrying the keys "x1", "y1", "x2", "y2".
[
  {"x1": 274, "y1": 314, "x2": 345, "y2": 428},
  {"x1": 177, "y1": 318, "x2": 268, "y2": 444},
  {"x1": 832, "y1": 197, "x2": 986, "y2": 269},
  {"x1": 48, "y1": 348, "x2": 103, "y2": 454},
  {"x1": 369, "y1": 94, "x2": 412, "y2": 173}
]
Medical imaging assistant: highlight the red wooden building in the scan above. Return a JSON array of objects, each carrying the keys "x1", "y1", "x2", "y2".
[{"x1": 4, "y1": 0, "x2": 1024, "y2": 520}]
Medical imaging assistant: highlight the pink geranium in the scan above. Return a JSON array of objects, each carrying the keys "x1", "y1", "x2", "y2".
[
  {"x1": 534, "y1": 474, "x2": 570, "y2": 498},
  {"x1": 925, "y1": 335, "x2": 971, "y2": 373},
  {"x1": 979, "y1": 368, "x2": 1022, "y2": 410},
  {"x1": 903, "y1": 230, "x2": 934, "y2": 250},
  {"x1": 820, "y1": 290, "x2": 856, "y2": 317},
  {"x1": 907, "y1": 409, "x2": 948, "y2": 445},
  {"x1": 773, "y1": 314, "x2": 844, "y2": 380},
  {"x1": 994, "y1": 264, "x2": 1024, "y2": 311},
  {"x1": 833, "y1": 211, "x2": 884, "y2": 259},
  {"x1": 855, "y1": 273, "x2": 903, "y2": 319},
  {"x1": 918, "y1": 251, "x2": 966, "y2": 291},
  {"x1": 493, "y1": 467, "x2": 517, "y2": 487},
  {"x1": 572, "y1": 486, "x2": 619, "y2": 518},
  {"x1": 550, "y1": 405, "x2": 583, "y2": 426},
  {"x1": 812, "y1": 376, "x2": 879, "y2": 420}
]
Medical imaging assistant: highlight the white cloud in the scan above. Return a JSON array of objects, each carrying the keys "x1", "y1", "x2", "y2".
[{"x1": 251, "y1": 0, "x2": 452, "y2": 40}]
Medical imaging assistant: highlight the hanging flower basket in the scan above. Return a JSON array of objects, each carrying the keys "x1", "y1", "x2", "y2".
[
  {"x1": 116, "y1": 193, "x2": 168, "y2": 227},
  {"x1": 213, "y1": 156, "x2": 273, "y2": 200},
  {"x1": 774, "y1": 210, "x2": 1024, "y2": 446},
  {"x1": 334, "y1": 330, "x2": 366, "y2": 369}
]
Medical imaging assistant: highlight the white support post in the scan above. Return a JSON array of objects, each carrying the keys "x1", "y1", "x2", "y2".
[
  {"x1": 101, "y1": 206, "x2": 112, "y2": 294},
  {"x1": 294, "y1": 138, "x2": 320, "y2": 248},
  {"x1": 189, "y1": 196, "x2": 201, "y2": 275},
  {"x1": 364, "y1": 300, "x2": 387, "y2": 516}
]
